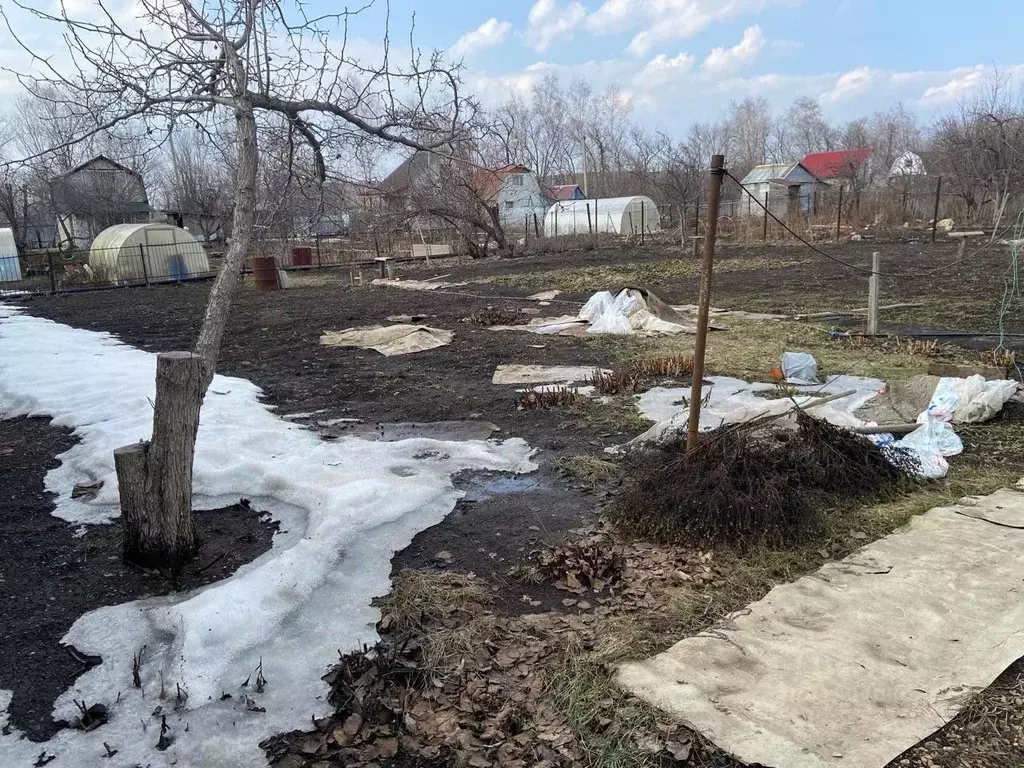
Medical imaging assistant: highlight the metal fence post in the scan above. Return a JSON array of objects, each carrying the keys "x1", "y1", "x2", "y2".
[
  {"x1": 931, "y1": 176, "x2": 942, "y2": 243},
  {"x1": 763, "y1": 192, "x2": 769, "y2": 241},
  {"x1": 835, "y1": 185, "x2": 843, "y2": 242},
  {"x1": 867, "y1": 251, "x2": 880, "y2": 335},
  {"x1": 139, "y1": 244, "x2": 150, "y2": 286},
  {"x1": 586, "y1": 203, "x2": 593, "y2": 235},
  {"x1": 524, "y1": 214, "x2": 529, "y2": 248},
  {"x1": 46, "y1": 250, "x2": 57, "y2": 294},
  {"x1": 640, "y1": 200, "x2": 645, "y2": 245}
]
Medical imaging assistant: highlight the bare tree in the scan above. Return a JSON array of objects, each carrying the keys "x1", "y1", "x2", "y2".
[
  {"x1": 4, "y1": 0, "x2": 471, "y2": 570},
  {"x1": 784, "y1": 96, "x2": 834, "y2": 158}
]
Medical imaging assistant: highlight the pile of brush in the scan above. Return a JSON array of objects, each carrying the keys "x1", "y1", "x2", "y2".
[{"x1": 609, "y1": 413, "x2": 919, "y2": 546}]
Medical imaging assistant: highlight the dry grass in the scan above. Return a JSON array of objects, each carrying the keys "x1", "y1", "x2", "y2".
[
  {"x1": 556, "y1": 455, "x2": 621, "y2": 490},
  {"x1": 492, "y1": 257, "x2": 806, "y2": 293},
  {"x1": 593, "y1": 317, "x2": 973, "y2": 384},
  {"x1": 518, "y1": 386, "x2": 582, "y2": 409},
  {"x1": 631, "y1": 354, "x2": 694, "y2": 378}
]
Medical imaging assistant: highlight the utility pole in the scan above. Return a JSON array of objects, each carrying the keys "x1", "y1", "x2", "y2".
[{"x1": 687, "y1": 155, "x2": 725, "y2": 453}]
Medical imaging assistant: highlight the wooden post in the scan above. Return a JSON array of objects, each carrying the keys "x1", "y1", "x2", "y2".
[
  {"x1": 533, "y1": 213, "x2": 540, "y2": 238},
  {"x1": 586, "y1": 203, "x2": 593, "y2": 234},
  {"x1": 931, "y1": 175, "x2": 942, "y2": 243},
  {"x1": 687, "y1": 154, "x2": 725, "y2": 453},
  {"x1": 867, "y1": 251, "x2": 880, "y2": 335},
  {"x1": 524, "y1": 215, "x2": 529, "y2": 248},
  {"x1": 117, "y1": 351, "x2": 202, "y2": 570},
  {"x1": 554, "y1": 206, "x2": 559, "y2": 237},
  {"x1": 762, "y1": 192, "x2": 769, "y2": 241},
  {"x1": 835, "y1": 185, "x2": 843, "y2": 242},
  {"x1": 46, "y1": 250, "x2": 57, "y2": 294},
  {"x1": 139, "y1": 244, "x2": 150, "y2": 286}
]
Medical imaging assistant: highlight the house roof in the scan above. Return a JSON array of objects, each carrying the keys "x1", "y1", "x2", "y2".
[
  {"x1": 740, "y1": 162, "x2": 817, "y2": 185},
  {"x1": 56, "y1": 154, "x2": 142, "y2": 179},
  {"x1": 471, "y1": 164, "x2": 531, "y2": 202},
  {"x1": 378, "y1": 151, "x2": 435, "y2": 195},
  {"x1": 548, "y1": 184, "x2": 583, "y2": 201},
  {"x1": 801, "y1": 148, "x2": 873, "y2": 180}
]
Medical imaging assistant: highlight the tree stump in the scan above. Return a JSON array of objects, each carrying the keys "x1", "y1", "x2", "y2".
[{"x1": 115, "y1": 351, "x2": 204, "y2": 571}]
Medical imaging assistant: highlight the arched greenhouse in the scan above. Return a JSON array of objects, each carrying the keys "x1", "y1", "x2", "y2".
[
  {"x1": 89, "y1": 224, "x2": 211, "y2": 283},
  {"x1": 543, "y1": 196, "x2": 661, "y2": 237}
]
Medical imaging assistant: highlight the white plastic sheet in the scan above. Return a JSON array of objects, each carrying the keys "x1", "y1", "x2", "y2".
[{"x1": 782, "y1": 351, "x2": 819, "y2": 385}]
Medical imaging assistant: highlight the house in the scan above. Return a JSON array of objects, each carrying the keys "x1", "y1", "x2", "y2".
[
  {"x1": 738, "y1": 162, "x2": 819, "y2": 218},
  {"x1": 801, "y1": 148, "x2": 873, "y2": 187},
  {"x1": 471, "y1": 164, "x2": 550, "y2": 225},
  {"x1": 548, "y1": 184, "x2": 585, "y2": 202},
  {"x1": 51, "y1": 155, "x2": 153, "y2": 249}
]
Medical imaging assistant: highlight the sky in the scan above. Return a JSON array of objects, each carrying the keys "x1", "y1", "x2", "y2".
[
  {"x1": 393, "y1": 0, "x2": 1024, "y2": 133},
  {"x1": 1, "y1": 0, "x2": 1021, "y2": 141}
]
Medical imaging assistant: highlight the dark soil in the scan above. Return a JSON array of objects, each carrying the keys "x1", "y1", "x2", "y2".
[{"x1": 0, "y1": 415, "x2": 277, "y2": 741}]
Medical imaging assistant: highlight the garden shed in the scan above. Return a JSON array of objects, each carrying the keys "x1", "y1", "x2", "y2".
[
  {"x1": 0, "y1": 228, "x2": 20, "y2": 282},
  {"x1": 544, "y1": 196, "x2": 661, "y2": 237},
  {"x1": 89, "y1": 223, "x2": 210, "y2": 283}
]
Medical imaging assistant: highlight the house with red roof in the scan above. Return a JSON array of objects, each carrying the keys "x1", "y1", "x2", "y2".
[
  {"x1": 469, "y1": 164, "x2": 550, "y2": 224},
  {"x1": 548, "y1": 184, "x2": 585, "y2": 202},
  {"x1": 801, "y1": 148, "x2": 873, "y2": 187}
]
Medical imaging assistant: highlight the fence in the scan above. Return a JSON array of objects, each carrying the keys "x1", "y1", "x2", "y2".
[{"x1": 0, "y1": 242, "x2": 218, "y2": 296}]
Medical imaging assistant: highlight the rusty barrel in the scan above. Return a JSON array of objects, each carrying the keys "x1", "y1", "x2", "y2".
[
  {"x1": 291, "y1": 246, "x2": 313, "y2": 267},
  {"x1": 250, "y1": 256, "x2": 280, "y2": 291}
]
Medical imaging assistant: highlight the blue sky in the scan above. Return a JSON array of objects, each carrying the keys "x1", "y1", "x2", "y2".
[
  {"x1": 367, "y1": 0, "x2": 1023, "y2": 133},
  {"x1": 1, "y1": 0, "x2": 1020, "y2": 139}
]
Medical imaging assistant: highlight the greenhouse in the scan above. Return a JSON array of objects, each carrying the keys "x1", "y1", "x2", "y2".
[
  {"x1": 0, "y1": 228, "x2": 20, "y2": 282},
  {"x1": 89, "y1": 223, "x2": 211, "y2": 283},
  {"x1": 543, "y1": 196, "x2": 661, "y2": 237}
]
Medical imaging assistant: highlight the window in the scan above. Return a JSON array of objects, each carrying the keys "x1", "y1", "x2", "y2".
[
  {"x1": 505, "y1": 201, "x2": 515, "y2": 210},
  {"x1": 511, "y1": 175, "x2": 523, "y2": 187}
]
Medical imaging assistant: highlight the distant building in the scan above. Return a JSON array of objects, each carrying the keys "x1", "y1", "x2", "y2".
[
  {"x1": 51, "y1": 155, "x2": 152, "y2": 249},
  {"x1": 801, "y1": 148, "x2": 874, "y2": 186},
  {"x1": 548, "y1": 184, "x2": 585, "y2": 202},
  {"x1": 738, "y1": 162, "x2": 819, "y2": 218},
  {"x1": 471, "y1": 164, "x2": 550, "y2": 225},
  {"x1": 888, "y1": 150, "x2": 927, "y2": 178}
]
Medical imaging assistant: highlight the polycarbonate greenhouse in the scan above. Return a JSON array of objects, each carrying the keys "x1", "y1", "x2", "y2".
[
  {"x1": 543, "y1": 196, "x2": 661, "y2": 237},
  {"x1": 89, "y1": 223, "x2": 211, "y2": 283}
]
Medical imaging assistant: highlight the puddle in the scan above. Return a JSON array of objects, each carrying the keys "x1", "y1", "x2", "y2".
[
  {"x1": 460, "y1": 472, "x2": 549, "y2": 502},
  {"x1": 320, "y1": 420, "x2": 499, "y2": 442}
]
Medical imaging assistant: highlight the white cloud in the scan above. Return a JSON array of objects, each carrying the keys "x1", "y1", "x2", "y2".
[
  {"x1": 450, "y1": 18, "x2": 512, "y2": 58},
  {"x1": 920, "y1": 66, "x2": 986, "y2": 105},
  {"x1": 702, "y1": 25, "x2": 765, "y2": 74},
  {"x1": 822, "y1": 66, "x2": 875, "y2": 102},
  {"x1": 525, "y1": 0, "x2": 587, "y2": 52},
  {"x1": 586, "y1": 0, "x2": 633, "y2": 34},
  {"x1": 613, "y1": 0, "x2": 801, "y2": 57},
  {"x1": 637, "y1": 52, "x2": 695, "y2": 86}
]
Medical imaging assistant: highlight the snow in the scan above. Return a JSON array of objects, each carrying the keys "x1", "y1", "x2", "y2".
[{"x1": 0, "y1": 306, "x2": 536, "y2": 768}]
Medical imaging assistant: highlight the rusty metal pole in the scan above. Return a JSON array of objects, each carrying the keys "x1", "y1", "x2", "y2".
[
  {"x1": 762, "y1": 192, "x2": 769, "y2": 241},
  {"x1": 686, "y1": 154, "x2": 725, "y2": 453},
  {"x1": 931, "y1": 175, "x2": 942, "y2": 243},
  {"x1": 835, "y1": 185, "x2": 843, "y2": 242}
]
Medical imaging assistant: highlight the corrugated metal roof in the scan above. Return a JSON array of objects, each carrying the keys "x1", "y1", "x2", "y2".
[
  {"x1": 740, "y1": 162, "x2": 802, "y2": 185},
  {"x1": 801, "y1": 148, "x2": 872, "y2": 180}
]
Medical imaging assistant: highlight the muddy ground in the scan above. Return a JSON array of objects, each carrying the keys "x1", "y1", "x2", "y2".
[
  {"x1": 5, "y1": 237, "x2": 1024, "y2": 763},
  {"x1": 0, "y1": 416, "x2": 278, "y2": 740}
]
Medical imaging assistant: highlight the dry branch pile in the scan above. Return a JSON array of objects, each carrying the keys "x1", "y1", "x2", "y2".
[{"x1": 609, "y1": 414, "x2": 919, "y2": 546}]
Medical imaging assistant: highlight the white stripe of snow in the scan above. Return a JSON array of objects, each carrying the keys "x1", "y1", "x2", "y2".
[{"x1": 0, "y1": 307, "x2": 536, "y2": 768}]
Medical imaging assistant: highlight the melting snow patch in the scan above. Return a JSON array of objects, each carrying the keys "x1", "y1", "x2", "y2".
[{"x1": 0, "y1": 306, "x2": 536, "y2": 768}]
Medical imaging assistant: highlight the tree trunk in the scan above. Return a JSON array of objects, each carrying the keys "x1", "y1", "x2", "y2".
[
  {"x1": 116, "y1": 352, "x2": 204, "y2": 570},
  {"x1": 116, "y1": 102, "x2": 260, "y2": 571}
]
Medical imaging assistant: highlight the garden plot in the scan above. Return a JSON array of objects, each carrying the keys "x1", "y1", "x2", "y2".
[{"x1": 0, "y1": 307, "x2": 535, "y2": 768}]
